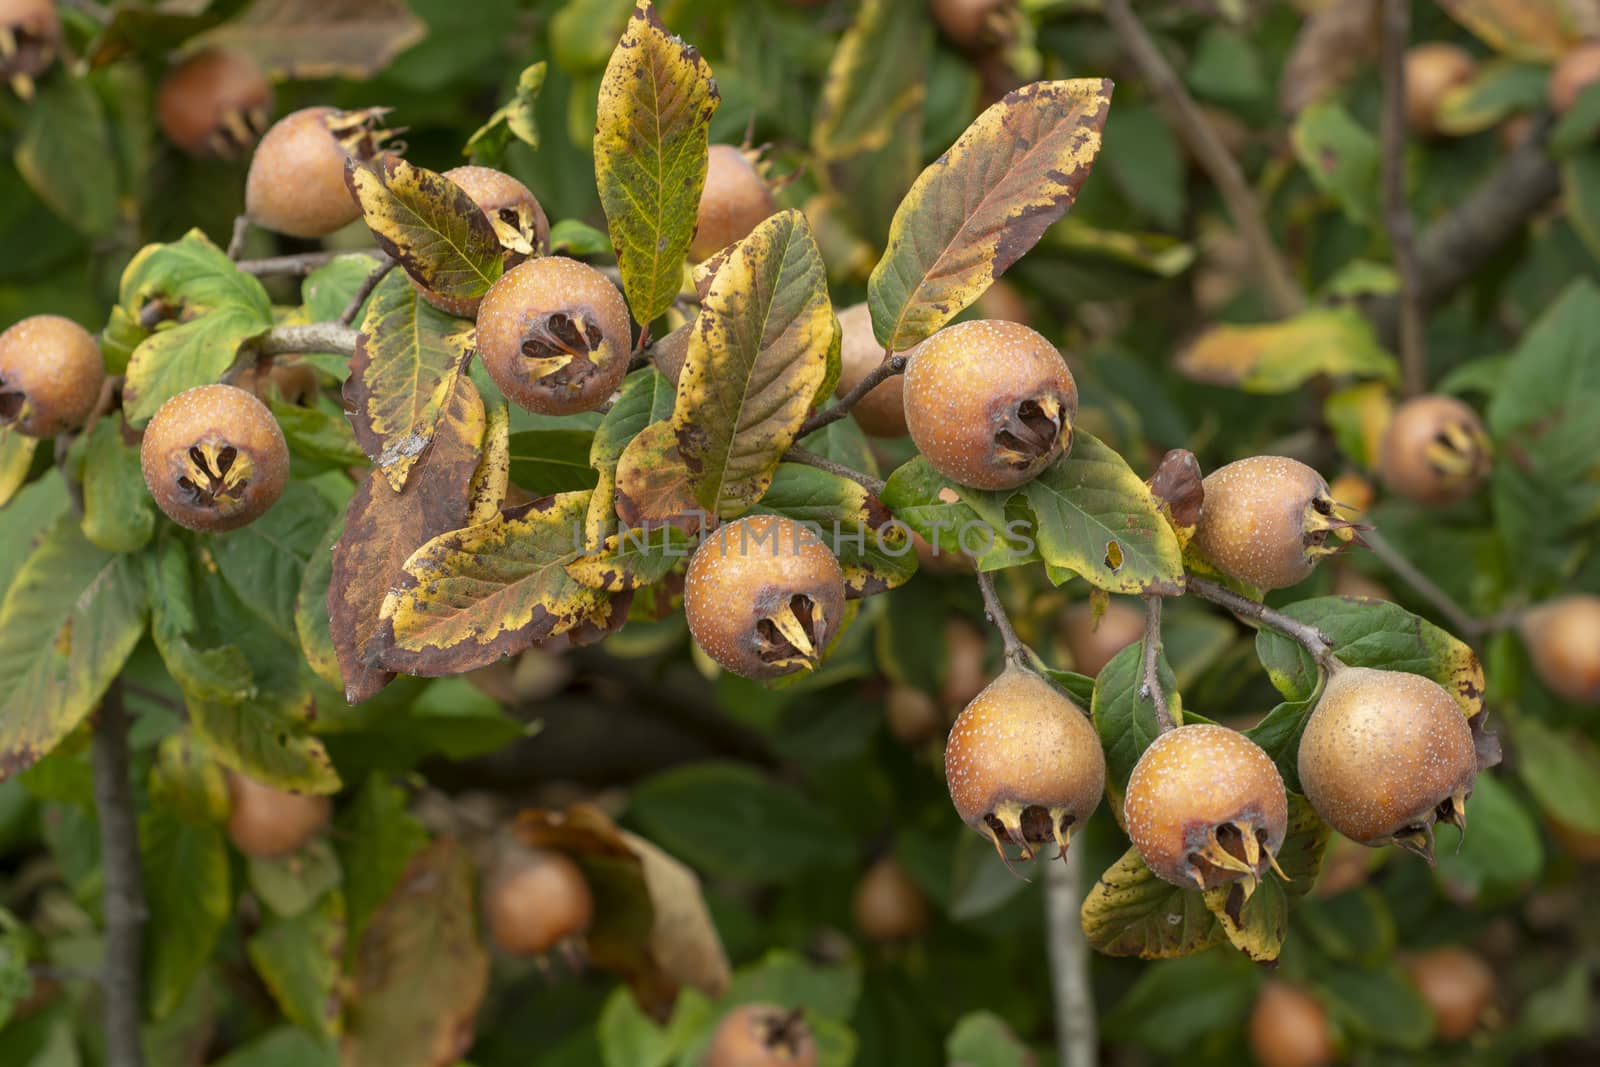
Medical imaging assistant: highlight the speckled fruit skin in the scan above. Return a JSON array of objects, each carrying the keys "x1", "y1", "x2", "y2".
[
  {"x1": 1405, "y1": 946, "x2": 1495, "y2": 1041},
  {"x1": 684, "y1": 515, "x2": 846, "y2": 681},
  {"x1": 485, "y1": 849, "x2": 594, "y2": 956},
  {"x1": 1248, "y1": 982, "x2": 1336, "y2": 1067},
  {"x1": 140, "y1": 383, "x2": 289, "y2": 532},
  {"x1": 1298, "y1": 667, "x2": 1476, "y2": 848},
  {"x1": 1124, "y1": 724, "x2": 1288, "y2": 890},
  {"x1": 156, "y1": 49, "x2": 272, "y2": 159},
  {"x1": 903, "y1": 319, "x2": 1078, "y2": 491},
  {"x1": 1193, "y1": 455, "x2": 1337, "y2": 591},
  {"x1": 851, "y1": 856, "x2": 930, "y2": 942},
  {"x1": 0, "y1": 315, "x2": 104, "y2": 437},
  {"x1": 692, "y1": 145, "x2": 777, "y2": 261},
  {"x1": 225, "y1": 773, "x2": 330, "y2": 858},
  {"x1": 1549, "y1": 43, "x2": 1600, "y2": 114},
  {"x1": 476, "y1": 256, "x2": 632, "y2": 415},
  {"x1": 834, "y1": 303, "x2": 907, "y2": 438},
  {"x1": 1520, "y1": 595, "x2": 1600, "y2": 704},
  {"x1": 245, "y1": 107, "x2": 367, "y2": 237},
  {"x1": 1061, "y1": 598, "x2": 1143, "y2": 677},
  {"x1": 705, "y1": 1004, "x2": 817, "y2": 1067},
  {"x1": 416, "y1": 166, "x2": 552, "y2": 317},
  {"x1": 944, "y1": 665, "x2": 1105, "y2": 859},
  {"x1": 1378, "y1": 394, "x2": 1492, "y2": 506},
  {"x1": 0, "y1": 0, "x2": 59, "y2": 80},
  {"x1": 1405, "y1": 43, "x2": 1476, "y2": 135}
]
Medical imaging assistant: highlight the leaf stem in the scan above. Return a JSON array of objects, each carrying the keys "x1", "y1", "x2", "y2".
[
  {"x1": 339, "y1": 259, "x2": 397, "y2": 327},
  {"x1": 1141, "y1": 594, "x2": 1176, "y2": 733},
  {"x1": 92, "y1": 682, "x2": 147, "y2": 1067},
  {"x1": 1045, "y1": 849, "x2": 1098, "y2": 1067},
  {"x1": 1101, "y1": 0, "x2": 1305, "y2": 318},
  {"x1": 976, "y1": 568, "x2": 1030, "y2": 668},
  {"x1": 1379, "y1": 0, "x2": 1428, "y2": 397},
  {"x1": 1187, "y1": 576, "x2": 1338, "y2": 671},
  {"x1": 795, "y1": 354, "x2": 907, "y2": 437},
  {"x1": 783, "y1": 445, "x2": 886, "y2": 496}
]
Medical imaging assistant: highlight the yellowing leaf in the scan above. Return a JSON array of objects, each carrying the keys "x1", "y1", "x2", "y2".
[
  {"x1": 566, "y1": 526, "x2": 691, "y2": 592},
  {"x1": 811, "y1": 0, "x2": 930, "y2": 161},
  {"x1": 615, "y1": 420, "x2": 703, "y2": 535},
  {"x1": 1202, "y1": 796, "x2": 1329, "y2": 962},
  {"x1": 346, "y1": 157, "x2": 504, "y2": 303},
  {"x1": 1438, "y1": 0, "x2": 1586, "y2": 61},
  {"x1": 466, "y1": 400, "x2": 511, "y2": 526},
  {"x1": 347, "y1": 270, "x2": 476, "y2": 493},
  {"x1": 0, "y1": 429, "x2": 38, "y2": 509},
  {"x1": 466, "y1": 61, "x2": 547, "y2": 159},
  {"x1": 1175, "y1": 308, "x2": 1397, "y2": 393},
  {"x1": 867, "y1": 79, "x2": 1112, "y2": 353},
  {"x1": 594, "y1": 0, "x2": 719, "y2": 326},
  {"x1": 585, "y1": 368, "x2": 676, "y2": 543},
  {"x1": 673, "y1": 210, "x2": 837, "y2": 517},
  {"x1": 1079, "y1": 845, "x2": 1225, "y2": 959}
]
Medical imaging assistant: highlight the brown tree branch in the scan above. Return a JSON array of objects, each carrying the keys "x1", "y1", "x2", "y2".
[
  {"x1": 236, "y1": 249, "x2": 385, "y2": 277},
  {"x1": 1361, "y1": 528, "x2": 1498, "y2": 640},
  {"x1": 976, "y1": 568, "x2": 1030, "y2": 668},
  {"x1": 1140, "y1": 594, "x2": 1176, "y2": 733},
  {"x1": 795, "y1": 354, "x2": 907, "y2": 438},
  {"x1": 339, "y1": 260, "x2": 397, "y2": 327},
  {"x1": 1379, "y1": 0, "x2": 1428, "y2": 396},
  {"x1": 1102, "y1": 0, "x2": 1306, "y2": 318},
  {"x1": 226, "y1": 215, "x2": 251, "y2": 261},
  {"x1": 92, "y1": 683, "x2": 147, "y2": 1067},
  {"x1": 1187, "y1": 577, "x2": 1338, "y2": 670},
  {"x1": 783, "y1": 445, "x2": 887, "y2": 496},
  {"x1": 252, "y1": 322, "x2": 361, "y2": 358},
  {"x1": 1046, "y1": 850, "x2": 1098, "y2": 1067}
]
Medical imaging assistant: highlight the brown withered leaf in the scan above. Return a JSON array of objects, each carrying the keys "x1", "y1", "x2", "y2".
[
  {"x1": 340, "y1": 838, "x2": 488, "y2": 1067},
  {"x1": 615, "y1": 421, "x2": 704, "y2": 534},
  {"x1": 1146, "y1": 448, "x2": 1204, "y2": 550},
  {"x1": 1279, "y1": 0, "x2": 1380, "y2": 116},
  {"x1": 516, "y1": 804, "x2": 730, "y2": 1019},
  {"x1": 201, "y1": 0, "x2": 426, "y2": 81},
  {"x1": 328, "y1": 378, "x2": 486, "y2": 704}
]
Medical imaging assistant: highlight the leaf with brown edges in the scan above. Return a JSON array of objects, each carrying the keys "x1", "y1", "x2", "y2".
[
  {"x1": 346, "y1": 156, "x2": 504, "y2": 304},
  {"x1": 615, "y1": 421, "x2": 704, "y2": 535}
]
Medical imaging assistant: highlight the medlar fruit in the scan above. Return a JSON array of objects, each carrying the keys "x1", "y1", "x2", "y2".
[
  {"x1": 692, "y1": 144, "x2": 778, "y2": 262},
  {"x1": 705, "y1": 1004, "x2": 817, "y2": 1067},
  {"x1": 884, "y1": 684, "x2": 942, "y2": 747},
  {"x1": 0, "y1": 314, "x2": 104, "y2": 437},
  {"x1": 851, "y1": 856, "x2": 930, "y2": 943},
  {"x1": 139, "y1": 383, "x2": 289, "y2": 532},
  {"x1": 944, "y1": 664, "x2": 1105, "y2": 863},
  {"x1": 1061, "y1": 598, "x2": 1144, "y2": 677},
  {"x1": 226, "y1": 772, "x2": 331, "y2": 858},
  {"x1": 930, "y1": 0, "x2": 1016, "y2": 52},
  {"x1": 1404, "y1": 946, "x2": 1495, "y2": 1041},
  {"x1": 1298, "y1": 666, "x2": 1477, "y2": 860},
  {"x1": 1193, "y1": 455, "x2": 1351, "y2": 591},
  {"x1": 1248, "y1": 981, "x2": 1335, "y2": 1067},
  {"x1": 245, "y1": 106, "x2": 391, "y2": 238},
  {"x1": 156, "y1": 48, "x2": 273, "y2": 159},
  {"x1": 1405, "y1": 43, "x2": 1476, "y2": 135},
  {"x1": 1378, "y1": 394, "x2": 1492, "y2": 506},
  {"x1": 416, "y1": 165, "x2": 551, "y2": 317},
  {"x1": 0, "y1": 0, "x2": 59, "y2": 84},
  {"x1": 1519, "y1": 594, "x2": 1600, "y2": 704},
  {"x1": 476, "y1": 256, "x2": 632, "y2": 415},
  {"x1": 484, "y1": 847, "x2": 594, "y2": 956},
  {"x1": 1549, "y1": 42, "x2": 1600, "y2": 115},
  {"x1": 1124, "y1": 724, "x2": 1288, "y2": 892},
  {"x1": 834, "y1": 303, "x2": 907, "y2": 438},
  {"x1": 903, "y1": 319, "x2": 1078, "y2": 491},
  {"x1": 684, "y1": 515, "x2": 846, "y2": 680}
]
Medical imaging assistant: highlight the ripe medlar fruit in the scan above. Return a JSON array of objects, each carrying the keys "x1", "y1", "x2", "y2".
[
  {"x1": 0, "y1": 314, "x2": 104, "y2": 437},
  {"x1": 929, "y1": 0, "x2": 1015, "y2": 52},
  {"x1": 1404, "y1": 946, "x2": 1495, "y2": 1041},
  {"x1": 834, "y1": 303, "x2": 907, "y2": 438},
  {"x1": 1124, "y1": 724, "x2": 1288, "y2": 892},
  {"x1": 156, "y1": 48, "x2": 273, "y2": 159},
  {"x1": 885, "y1": 684, "x2": 942, "y2": 747},
  {"x1": 1405, "y1": 43, "x2": 1476, "y2": 135},
  {"x1": 940, "y1": 616, "x2": 990, "y2": 713},
  {"x1": 0, "y1": 0, "x2": 59, "y2": 84},
  {"x1": 476, "y1": 256, "x2": 632, "y2": 415},
  {"x1": 903, "y1": 319, "x2": 1078, "y2": 491},
  {"x1": 1193, "y1": 455, "x2": 1351, "y2": 591},
  {"x1": 245, "y1": 106, "x2": 391, "y2": 238},
  {"x1": 415, "y1": 165, "x2": 551, "y2": 317},
  {"x1": 692, "y1": 144, "x2": 778, "y2": 262},
  {"x1": 1060, "y1": 598, "x2": 1143, "y2": 677},
  {"x1": 944, "y1": 665, "x2": 1105, "y2": 863},
  {"x1": 684, "y1": 515, "x2": 846, "y2": 680},
  {"x1": 1248, "y1": 981, "x2": 1335, "y2": 1067},
  {"x1": 1518, "y1": 594, "x2": 1600, "y2": 704},
  {"x1": 139, "y1": 383, "x2": 289, "y2": 532},
  {"x1": 484, "y1": 847, "x2": 594, "y2": 956},
  {"x1": 1298, "y1": 666, "x2": 1477, "y2": 860},
  {"x1": 1378, "y1": 394, "x2": 1492, "y2": 506},
  {"x1": 705, "y1": 1004, "x2": 817, "y2": 1067},
  {"x1": 225, "y1": 772, "x2": 331, "y2": 858},
  {"x1": 1549, "y1": 42, "x2": 1600, "y2": 115},
  {"x1": 851, "y1": 856, "x2": 930, "y2": 943}
]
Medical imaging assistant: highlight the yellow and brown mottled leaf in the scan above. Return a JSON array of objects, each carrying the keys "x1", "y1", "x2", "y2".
[
  {"x1": 0, "y1": 429, "x2": 38, "y2": 509},
  {"x1": 346, "y1": 270, "x2": 476, "y2": 493},
  {"x1": 811, "y1": 0, "x2": 930, "y2": 161},
  {"x1": 340, "y1": 838, "x2": 488, "y2": 1067},
  {"x1": 466, "y1": 400, "x2": 511, "y2": 525},
  {"x1": 517, "y1": 804, "x2": 730, "y2": 1019},
  {"x1": 1174, "y1": 308, "x2": 1397, "y2": 393},
  {"x1": 584, "y1": 368, "x2": 677, "y2": 546},
  {"x1": 378, "y1": 491, "x2": 609, "y2": 676},
  {"x1": 1079, "y1": 844, "x2": 1225, "y2": 959},
  {"x1": 329, "y1": 379, "x2": 486, "y2": 705},
  {"x1": 594, "y1": 0, "x2": 719, "y2": 326},
  {"x1": 1438, "y1": 0, "x2": 1586, "y2": 62},
  {"x1": 615, "y1": 420, "x2": 704, "y2": 535},
  {"x1": 1201, "y1": 795, "x2": 1329, "y2": 962},
  {"x1": 566, "y1": 526, "x2": 691, "y2": 592},
  {"x1": 345, "y1": 156, "x2": 504, "y2": 303},
  {"x1": 866, "y1": 79, "x2": 1112, "y2": 353},
  {"x1": 198, "y1": 0, "x2": 426, "y2": 81},
  {"x1": 673, "y1": 210, "x2": 837, "y2": 517}
]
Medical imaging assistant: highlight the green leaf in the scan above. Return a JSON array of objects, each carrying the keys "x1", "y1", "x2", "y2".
[
  {"x1": 1102, "y1": 950, "x2": 1258, "y2": 1053},
  {"x1": 303, "y1": 255, "x2": 387, "y2": 326},
  {"x1": 755, "y1": 463, "x2": 916, "y2": 598},
  {"x1": 0, "y1": 516, "x2": 146, "y2": 779},
  {"x1": 271, "y1": 398, "x2": 370, "y2": 476},
  {"x1": 141, "y1": 808, "x2": 230, "y2": 1019},
  {"x1": 334, "y1": 775, "x2": 429, "y2": 963},
  {"x1": 80, "y1": 414, "x2": 155, "y2": 553},
  {"x1": 593, "y1": 0, "x2": 719, "y2": 325},
  {"x1": 944, "y1": 1011, "x2": 1034, "y2": 1067},
  {"x1": 550, "y1": 218, "x2": 614, "y2": 256},
  {"x1": 1188, "y1": 26, "x2": 1266, "y2": 103},
  {"x1": 295, "y1": 512, "x2": 344, "y2": 690},
  {"x1": 149, "y1": 731, "x2": 230, "y2": 826},
  {"x1": 597, "y1": 987, "x2": 676, "y2": 1067},
  {"x1": 1435, "y1": 60, "x2": 1550, "y2": 135},
  {"x1": 211, "y1": 1027, "x2": 337, "y2": 1067},
  {"x1": 15, "y1": 74, "x2": 120, "y2": 237},
  {"x1": 212, "y1": 481, "x2": 340, "y2": 643},
  {"x1": 1091, "y1": 640, "x2": 1180, "y2": 800},
  {"x1": 346, "y1": 157, "x2": 504, "y2": 302},
  {"x1": 1434, "y1": 772, "x2": 1542, "y2": 902},
  {"x1": 868, "y1": 79, "x2": 1112, "y2": 352},
  {"x1": 673, "y1": 211, "x2": 837, "y2": 517},
  {"x1": 118, "y1": 231, "x2": 274, "y2": 423},
  {"x1": 0, "y1": 910, "x2": 31, "y2": 1031},
  {"x1": 465, "y1": 61, "x2": 547, "y2": 160},
  {"x1": 1291, "y1": 101, "x2": 1380, "y2": 222},
  {"x1": 508, "y1": 428, "x2": 600, "y2": 494},
  {"x1": 1080, "y1": 843, "x2": 1225, "y2": 958},
  {"x1": 248, "y1": 890, "x2": 345, "y2": 1039},
  {"x1": 1297, "y1": 888, "x2": 1396, "y2": 965},
  {"x1": 1560, "y1": 147, "x2": 1600, "y2": 261},
  {"x1": 880, "y1": 456, "x2": 1028, "y2": 570},
  {"x1": 1176, "y1": 308, "x2": 1397, "y2": 392},
  {"x1": 811, "y1": 0, "x2": 930, "y2": 161},
  {"x1": 1100, "y1": 103, "x2": 1185, "y2": 230},
  {"x1": 1243, "y1": 696, "x2": 1317, "y2": 792},
  {"x1": 1319, "y1": 962, "x2": 1434, "y2": 1049},
  {"x1": 1515, "y1": 718, "x2": 1600, "y2": 835},
  {"x1": 249, "y1": 837, "x2": 343, "y2": 919}
]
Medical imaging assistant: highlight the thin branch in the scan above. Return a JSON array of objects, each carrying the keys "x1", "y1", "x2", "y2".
[
  {"x1": 1187, "y1": 577, "x2": 1338, "y2": 670},
  {"x1": 1140, "y1": 595, "x2": 1176, "y2": 732},
  {"x1": 976, "y1": 568, "x2": 1029, "y2": 668},
  {"x1": 339, "y1": 259, "x2": 396, "y2": 327},
  {"x1": 236, "y1": 249, "x2": 385, "y2": 277},
  {"x1": 252, "y1": 322, "x2": 361, "y2": 358},
  {"x1": 1379, "y1": 0, "x2": 1427, "y2": 396},
  {"x1": 1361, "y1": 528, "x2": 1491, "y2": 639},
  {"x1": 225, "y1": 215, "x2": 250, "y2": 260},
  {"x1": 53, "y1": 437, "x2": 83, "y2": 519},
  {"x1": 121, "y1": 680, "x2": 188, "y2": 718},
  {"x1": 783, "y1": 445, "x2": 887, "y2": 496},
  {"x1": 92, "y1": 683, "x2": 147, "y2": 1067},
  {"x1": 1045, "y1": 848, "x2": 1097, "y2": 1067},
  {"x1": 1102, "y1": 0, "x2": 1305, "y2": 318},
  {"x1": 795, "y1": 354, "x2": 907, "y2": 438}
]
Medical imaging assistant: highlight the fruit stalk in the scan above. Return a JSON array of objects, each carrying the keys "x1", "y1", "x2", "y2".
[
  {"x1": 90, "y1": 682, "x2": 148, "y2": 1067},
  {"x1": 975, "y1": 568, "x2": 1030, "y2": 667},
  {"x1": 795, "y1": 352, "x2": 907, "y2": 437},
  {"x1": 1046, "y1": 850, "x2": 1097, "y2": 1067},
  {"x1": 1379, "y1": 0, "x2": 1428, "y2": 397},
  {"x1": 1187, "y1": 577, "x2": 1338, "y2": 671},
  {"x1": 784, "y1": 445, "x2": 886, "y2": 495},
  {"x1": 1140, "y1": 594, "x2": 1176, "y2": 733},
  {"x1": 226, "y1": 214, "x2": 250, "y2": 259}
]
